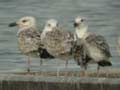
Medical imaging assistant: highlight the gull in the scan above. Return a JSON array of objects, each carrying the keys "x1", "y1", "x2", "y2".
[
  {"x1": 41, "y1": 19, "x2": 74, "y2": 68},
  {"x1": 117, "y1": 37, "x2": 120, "y2": 55},
  {"x1": 73, "y1": 16, "x2": 112, "y2": 75},
  {"x1": 9, "y1": 16, "x2": 54, "y2": 72}
]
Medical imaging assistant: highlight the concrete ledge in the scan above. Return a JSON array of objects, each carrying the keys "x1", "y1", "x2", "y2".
[{"x1": 0, "y1": 74, "x2": 120, "y2": 90}]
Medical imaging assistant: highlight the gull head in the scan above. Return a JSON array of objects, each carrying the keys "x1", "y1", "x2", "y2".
[
  {"x1": 73, "y1": 16, "x2": 88, "y2": 39},
  {"x1": 44, "y1": 19, "x2": 58, "y2": 32},
  {"x1": 74, "y1": 16, "x2": 85, "y2": 28},
  {"x1": 9, "y1": 16, "x2": 36, "y2": 29}
]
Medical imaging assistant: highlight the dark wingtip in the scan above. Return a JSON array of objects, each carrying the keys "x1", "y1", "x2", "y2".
[
  {"x1": 38, "y1": 48, "x2": 54, "y2": 59},
  {"x1": 8, "y1": 22, "x2": 17, "y2": 27},
  {"x1": 98, "y1": 61, "x2": 112, "y2": 67}
]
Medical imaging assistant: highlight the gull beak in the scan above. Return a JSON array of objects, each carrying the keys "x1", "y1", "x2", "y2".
[
  {"x1": 8, "y1": 22, "x2": 17, "y2": 27},
  {"x1": 73, "y1": 22, "x2": 79, "y2": 27}
]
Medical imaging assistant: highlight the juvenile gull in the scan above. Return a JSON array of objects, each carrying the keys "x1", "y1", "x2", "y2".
[
  {"x1": 41, "y1": 19, "x2": 74, "y2": 68},
  {"x1": 73, "y1": 16, "x2": 112, "y2": 75},
  {"x1": 9, "y1": 16, "x2": 54, "y2": 72}
]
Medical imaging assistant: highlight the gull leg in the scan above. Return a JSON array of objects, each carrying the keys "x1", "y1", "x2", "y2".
[
  {"x1": 27, "y1": 56, "x2": 31, "y2": 73},
  {"x1": 65, "y1": 59, "x2": 69, "y2": 77},
  {"x1": 105, "y1": 67, "x2": 110, "y2": 78},
  {"x1": 57, "y1": 67, "x2": 60, "y2": 77},
  {"x1": 97, "y1": 65, "x2": 100, "y2": 77},
  {"x1": 38, "y1": 50, "x2": 43, "y2": 66},
  {"x1": 65, "y1": 59, "x2": 68, "y2": 69},
  {"x1": 84, "y1": 65, "x2": 88, "y2": 76},
  {"x1": 80, "y1": 67, "x2": 85, "y2": 77},
  {"x1": 40, "y1": 59, "x2": 43, "y2": 66},
  {"x1": 80, "y1": 63, "x2": 87, "y2": 77},
  {"x1": 56, "y1": 60, "x2": 60, "y2": 77}
]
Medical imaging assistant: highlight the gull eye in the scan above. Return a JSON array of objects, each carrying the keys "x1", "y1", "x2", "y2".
[
  {"x1": 81, "y1": 19, "x2": 84, "y2": 22},
  {"x1": 47, "y1": 23, "x2": 51, "y2": 27},
  {"x1": 22, "y1": 20, "x2": 27, "y2": 23},
  {"x1": 57, "y1": 23, "x2": 59, "y2": 27}
]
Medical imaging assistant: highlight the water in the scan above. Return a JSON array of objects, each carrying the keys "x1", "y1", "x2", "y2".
[{"x1": 0, "y1": 0, "x2": 120, "y2": 73}]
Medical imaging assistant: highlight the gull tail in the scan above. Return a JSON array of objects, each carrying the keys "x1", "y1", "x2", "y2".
[
  {"x1": 98, "y1": 60, "x2": 112, "y2": 67},
  {"x1": 38, "y1": 48, "x2": 54, "y2": 59}
]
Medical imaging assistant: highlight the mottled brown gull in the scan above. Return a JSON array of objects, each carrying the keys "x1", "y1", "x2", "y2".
[
  {"x1": 41, "y1": 19, "x2": 75, "y2": 69},
  {"x1": 9, "y1": 16, "x2": 54, "y2": 72}
]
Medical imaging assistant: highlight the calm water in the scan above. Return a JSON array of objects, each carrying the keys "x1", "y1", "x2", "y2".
[{"x1": 0, "y1": 0, "x2": 120, "y2": 73}]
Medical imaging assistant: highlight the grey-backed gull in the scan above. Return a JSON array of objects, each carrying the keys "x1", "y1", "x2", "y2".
[{"x1": 73, "y1": 16, "x2": 112, "y2": 75}]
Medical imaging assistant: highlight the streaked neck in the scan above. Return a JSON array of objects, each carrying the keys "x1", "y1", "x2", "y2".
[
  {"x1": 17, "y1": 26, "x2": 37, "y2": 36},
  {"x1": 41, "y1": 27, "x2": 53, "y2": 39},
  {"x1": 75, "y1": 25, "x2": 88, "y2": 39}
]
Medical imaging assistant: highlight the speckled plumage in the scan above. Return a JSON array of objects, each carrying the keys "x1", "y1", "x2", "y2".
[
  {"x1": 85, "y1": 33, "x2": 111, "y2": 58},
  {"x1": 18, "y1": 28, "x2": 54, "y2": 59},
  {"x1": 17, "y1": 28, "x2": 41, "y2": 57},
  {"x1": 41, "y1": 27, "x2": 74, "y2": 60},
  {"x1": 73, "y1": 17, "x2": 112, "y2": 74},
  {"x1": 9, "y1": 16, "x2": 54, "y2": 72},
  {"x1": 74, "y1": 33, "x2": 111, "y2": 66}
]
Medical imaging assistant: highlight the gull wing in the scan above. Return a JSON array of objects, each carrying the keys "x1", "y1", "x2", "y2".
[
  {"x1": 85, "y1": 33, "x2": 112, "y2": 57},
  {"x1": 42, "y1": 27, "x2": 74, "y2": 56}
]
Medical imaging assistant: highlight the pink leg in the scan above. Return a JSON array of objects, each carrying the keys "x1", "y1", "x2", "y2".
[{"x1": 27, "y1": 57, "x2": 31, "y2": 72}]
